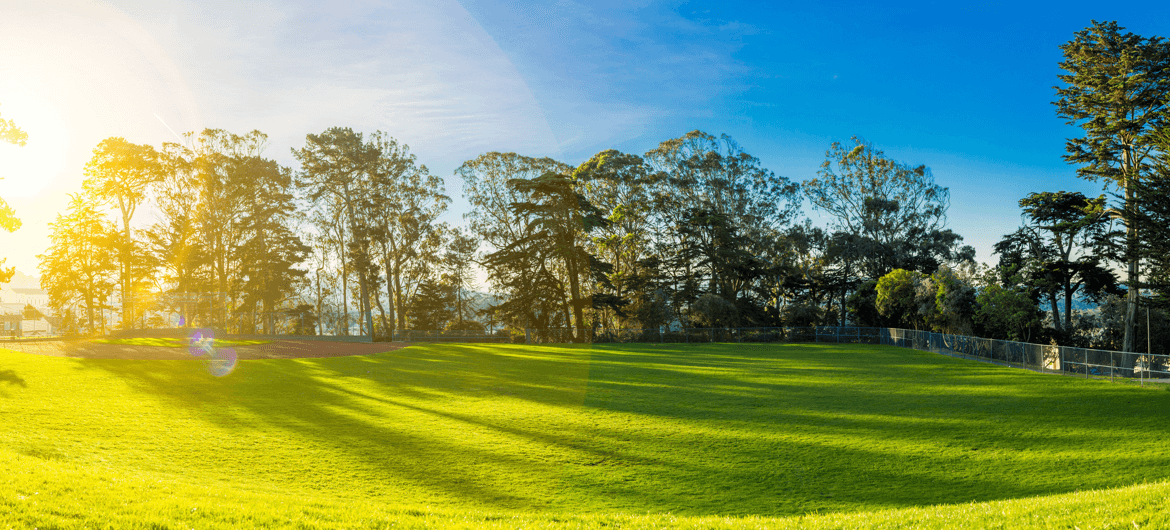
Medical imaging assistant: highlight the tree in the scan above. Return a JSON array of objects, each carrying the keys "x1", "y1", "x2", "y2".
[
  {"x1": 975, "y1": 280, "x2": 1041, "y2": 343},
  {"x1": 0, "y1": 103, "x2": 26, "y2": 285},
  {"x1": 361, "y1": 133, "x2": 449, "y2": 333},
  {"x1": 459, "y1": 153, "x2": 572, "y2": 332},
  {"x1": 576, "y1": 150, "x2": 656, "y2": 327},
  {"x1": 409, "y1": 279, "x2": 454, "y2": 330},
  {"x1": 1132, "y1": 131, "x2": 1170, "y2": 310},
  {"x1": 1015, "y1": 191, "x2": 1119, "y2": 332},
  {"x1": 804, "y1": 137, "x2": 973, "y2": 278},
  {"x1": 644, "y1": 131, "x2": 800, "y2": 321},
  {"x1": 441, "y1": 227, "x2": 480, "y2": 325},
  {"x1": 38, "y1": 193, "x2": 119, "y2": 335},
  {"x1": 482, "y1": 171, "x2": 609, "y2": 342},
  {"x1": 82, "y1": 137, "x2": 163, "y2": 329},
  {"x1": 875, "y1": 268, "x2": 928, "y2": 330},
  {"x1": 234, "y1": 143, "x2": 309, "y2": 334},
  {"x1": 144, "y1": 141, "x2": 210, "y2": 327},
  {"x1": 1054, "y1": 20, "x2": 1170, "y2": 353},
  {"x1": 294, "y1": 127, "x2": 378, "y2": 337}
]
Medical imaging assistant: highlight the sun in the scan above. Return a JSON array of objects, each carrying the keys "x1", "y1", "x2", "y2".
[{"x1": 0, "y1": 85, "x2": 70, "y2": 200}]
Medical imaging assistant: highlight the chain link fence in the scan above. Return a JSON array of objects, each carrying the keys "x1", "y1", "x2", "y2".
[{"x1": 404, "y1": 325, "x2": 1166, "y2": 383}]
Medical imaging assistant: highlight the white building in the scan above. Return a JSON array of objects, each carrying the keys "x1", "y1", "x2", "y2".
[{"x1": 0, "y1": 287, "x2": 50, "y2": 309}]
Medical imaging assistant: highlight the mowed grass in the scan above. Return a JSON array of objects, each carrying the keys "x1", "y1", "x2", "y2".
[
  {"x1": 2, "y1": 341, "x2": 1170, "y2": 528},
  {"x1": 91, "y1": 337, "x2": 271, "y2": 348}
]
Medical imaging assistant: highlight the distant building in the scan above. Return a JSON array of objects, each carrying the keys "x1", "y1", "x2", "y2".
[
  {"x1": 0, "y1": 287, "x2": 50, "y2": 310},
  {"x1": 0, "y1": 313, "x2": 19, "y2": 337}
]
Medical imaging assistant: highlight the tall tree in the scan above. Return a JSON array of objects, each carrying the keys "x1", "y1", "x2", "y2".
[
  {"x1": 1133, "y1": 130, "x2": 1170, "y2": 309},
  {"x1": 294, "y1": 127, "x2": 377, "y2": 337},
  {"x1": 234, "y1": 145, "x2": 309, "y2": 334},
  {"x1": 804, "y1": 136, "x2": 972, "y2": 279},
  {"x1": 38, "y1": 193, "x2": 119, "y2": 335},
  {"x1": 644, "y1": 131, "x2": 800, "y2": 318},
  {"x1": 576, "y1": 150, "x2": 656, "y2": 327},
  {"x1": 144, "y1": 141, "x2": 209, "y2": 327},
  {"x1": 483, "y1": 172, "x2": 609, "y2": 342},
  {"x1": 82, "y1": 137, "x2": 163, "y2": 329},
  {"x1": 441, "y1": 226, "x2": 480, "y2": 326},
  {"x1": 459, "y1": 153, "x2": 572, "y2": 331},
  {"x1": 1054, "y1": 20, "x2": 1170, "y2": 352},
  {"x1": 362, "y1": 132, "x2": 449, "y2": 333}
]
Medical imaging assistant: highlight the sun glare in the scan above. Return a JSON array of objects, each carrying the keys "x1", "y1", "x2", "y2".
[{"x1": 0, "y1": 86, "x2": 70, "y2": 199}]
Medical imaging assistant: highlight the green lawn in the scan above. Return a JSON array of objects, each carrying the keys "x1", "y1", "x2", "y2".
[{"x1": 1, "y1": 342, "x2": 1168, "y2": 528}]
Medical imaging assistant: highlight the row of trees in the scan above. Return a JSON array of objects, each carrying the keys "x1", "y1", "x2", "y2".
[
  {"x1": 22, "y1": 20, "x2": 1170, "y2": 357},
  {"x1": 39, "y1": 128, "x2": 466, "y2": 336}
]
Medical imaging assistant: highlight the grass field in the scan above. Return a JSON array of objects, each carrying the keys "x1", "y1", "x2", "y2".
[
  {"x1": 2, "y1": 341, "x2": 1169, "y2": 528},
  {"x1": 91, "y1": 337, "x2": 272, "y2": 348}
]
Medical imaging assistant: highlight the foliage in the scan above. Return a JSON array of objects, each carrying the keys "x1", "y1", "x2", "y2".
[
  {"x1": 82, "y1": 137, "x2": 163, "y2": 329},
  {"x1": 409, "y1": 279, "x2": 455, "y2": 330},
  {"x1": 928, "y1": 264, "x2": 978, "y2": 335},
  {"x1": 975, "y1": 280, "x2": 1041, "y2": 342},
  {"x1": 645, "y1": 131, "x2": 800, "y2": 321},
  {"x1": 687, "y1": 293, "x2": 738, "y2": 328},
  {"x1": 459, "y1": 153, "x2": 572, "y2": 331},
  {"x1": 1002, "y1": 191, "x2": 1119, "y2": 333},
  {"x1": 804, "y1": 137, "x2": 973, "y2": 278},
  {"x1": 875, "y1": 269, "x2": 926, "y2": 329},
  {"x1": 1054, "y1": 20, "x2": 1170, "y2": 352},
  {"x1": 0, "y1": 103, "x2": 25, "y2": 285},
  {"x1": 37, "y1": 193, "x2": 119, "y2": 334}
]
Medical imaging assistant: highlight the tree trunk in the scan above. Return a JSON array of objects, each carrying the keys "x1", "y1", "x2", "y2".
[
  {"x1": 382, "y1": 241, "x2": 396, "y2": 338},
  {"x1": 1123, "y1": 178, "x2": 1139, "y2": 355},
  {"x1": 1050, "y1": 293, "x2": 1062, "y2": 333}
]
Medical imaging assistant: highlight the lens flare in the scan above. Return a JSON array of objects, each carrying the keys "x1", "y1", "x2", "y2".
[
  {"x1": 207, "y1": 347, "x2": 237, "y2": 377},
  {"x1": 188, "y1": 329, "x2": 214, "y2": 357}
]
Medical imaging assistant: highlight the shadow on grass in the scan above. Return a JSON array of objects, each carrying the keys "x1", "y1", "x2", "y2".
[
  {"x1": 70, "y1": 341, "x2": 1170, "y2": 516},
  {"x1": 0, "y1": 369, "x2": 26, "y2": 387}
]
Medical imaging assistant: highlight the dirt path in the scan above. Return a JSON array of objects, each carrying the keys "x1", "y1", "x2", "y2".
[{"x1": 0, "y1": 340, "x2": 412, "y2": 360}]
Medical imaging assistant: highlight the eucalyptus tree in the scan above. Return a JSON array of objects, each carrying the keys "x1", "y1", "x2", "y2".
[
  {"x1": 644, "y1": 131, "x2": 800, "y2": 316},
  {"x1": 82, "y1": 137, "x2": 163, "y2": 329},
  {"x1": 575, "y1": 150, "x2": 657, "y2": 327},
  {"x1": 38, "y1": 193, "x2": 119, "y2": 335},
  {"x1": 233, "y1": 148, "x2": 309, "y2": 334},
  {"x1": 144, "y1": 141, "x2": 209, "y2": 326},
  {"x1": 362, "y1": 133, "x2": 449, "y2": 332},
  {"x1": 294, "y1": 127, "x2": 377, "y2": 336},
  {"x1": 804, "y1": 137, "x2": 972, "y2": 279},
  {"x1": 1054, "y1": 20, "x2": 1170, "y2": 352}
]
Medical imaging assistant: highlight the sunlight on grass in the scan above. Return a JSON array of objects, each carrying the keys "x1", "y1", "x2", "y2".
[
  {"x1": 1, "y1": 342, "x2": 1168, "y2": 528},
  {"x1": 90, "y1": 337, "x2": 272, "y2": 348}
]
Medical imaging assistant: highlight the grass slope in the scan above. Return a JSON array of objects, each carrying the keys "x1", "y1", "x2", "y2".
[{"x1": 1, "y1": 342, "x2": 1168, "y2": 528}]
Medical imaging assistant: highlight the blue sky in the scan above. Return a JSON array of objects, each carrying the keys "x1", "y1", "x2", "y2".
[
  {"x1": 1, "y1": 0, "x2": 1169, "y2": 277},
  {"x1": 458, "y1": 0, "x2": 1170, "y2": 265}
]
